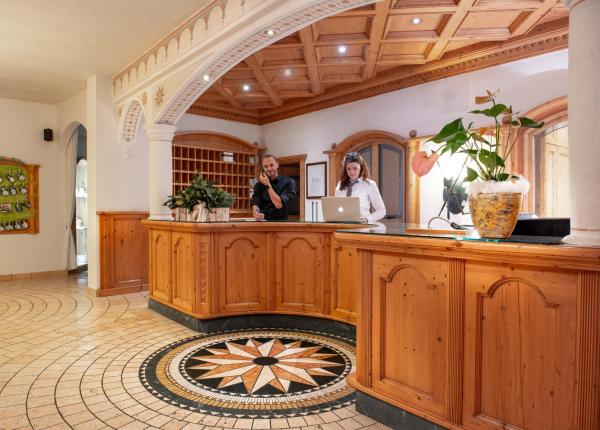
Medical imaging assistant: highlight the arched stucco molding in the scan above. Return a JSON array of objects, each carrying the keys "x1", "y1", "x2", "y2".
[
  {"x1": 119, "y1": 98, "x2": 146, "y2": 158},
  {"x1": 120, "y1": 99, "x2": 145, "y2": 143},
  {"x1": 153, "y1": 0, "x2": 376, "y2": 126}
]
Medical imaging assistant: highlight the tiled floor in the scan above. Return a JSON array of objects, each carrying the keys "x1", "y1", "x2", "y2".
[{"x1": 0, "y1": 275, "x2": 391, "y2": 430}]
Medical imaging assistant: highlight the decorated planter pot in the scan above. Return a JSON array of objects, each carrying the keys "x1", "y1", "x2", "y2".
[
  {"x1": 468, "y1": 192, "x2": 522, "y2": 238},
  {"x1": 215, "y1": 207, "x2": 230, "y2": 222},
  {"x1": 192, "y1": 203, "x2": 208, "y2": 222},
  {"x1": 174, "y1": 207, "x2": 187, "y2": 221},
  {"x1": 468, "y1": 178, "x2": 529, "y2": 239}
]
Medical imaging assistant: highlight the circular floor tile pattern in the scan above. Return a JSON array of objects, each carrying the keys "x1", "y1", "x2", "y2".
[{"x1": 140, "y1": 329, "x2": 356, "y2": 418}]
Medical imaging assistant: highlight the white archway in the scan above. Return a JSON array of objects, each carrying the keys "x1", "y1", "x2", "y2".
[
  {"x1": 117, "y1": 0, "x2": 376, "y2": 138},
  {"x1": 155, "y1": 0, "x2": 375, "y2": 125}
]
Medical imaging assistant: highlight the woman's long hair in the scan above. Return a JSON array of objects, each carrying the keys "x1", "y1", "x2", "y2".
[{"x1": 339, "y1": 151, "x2": 371, "y2": 190}]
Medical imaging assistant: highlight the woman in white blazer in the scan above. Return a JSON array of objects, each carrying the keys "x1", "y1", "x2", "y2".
[{"x1": 334, "y1": 151, "x2": 386, "y2": 223}]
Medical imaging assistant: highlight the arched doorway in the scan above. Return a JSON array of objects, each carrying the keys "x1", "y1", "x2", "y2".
[
  {"x1": 324, "y1": 130, "x2": 420, "y2": 223},
  {"x1": 64, "y1": 124, "x2": 88, "y2": 272}
]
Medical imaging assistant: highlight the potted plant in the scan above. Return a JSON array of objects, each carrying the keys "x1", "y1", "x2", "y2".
[
  {"x1": 163, "y1": 190, "x2": 188, "y2": 221},
  {"x1": 212, "y1": 188, "x2": 235, "y2": 221},
  {"x1": 164, "y1": 175, "x2": 235, "y2": 222},
  {"x1": 416, "y1": 91, "x2": 544, "y2": 238}
]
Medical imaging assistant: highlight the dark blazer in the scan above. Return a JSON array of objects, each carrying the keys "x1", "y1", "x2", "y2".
[{"x1": 250, "y1": 175, "x2": 296, "y2": 220}]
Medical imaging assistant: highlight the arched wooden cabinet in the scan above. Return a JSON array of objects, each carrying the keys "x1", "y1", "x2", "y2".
[{"x1": 172, "y1": 132, "x2": 261, "y2": 217}]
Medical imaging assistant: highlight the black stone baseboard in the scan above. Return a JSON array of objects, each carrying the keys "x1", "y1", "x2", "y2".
[
  {"x1": 148, "y1": 298, "x2": 356, "y2": 342},
  {"x1": 355, "y1": 391, "x2": 448, "y2": 430}
]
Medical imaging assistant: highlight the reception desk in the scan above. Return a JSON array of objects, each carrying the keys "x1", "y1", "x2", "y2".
[
  {"x1": 335, "y1": 224, "x2": 600, "y2": 430},
  {"x1": 141, "y1": 220, "x2": 364, "y2": 330},
  {"x1": 142, "y1": 220, "x2": 600, "y2": 430}
]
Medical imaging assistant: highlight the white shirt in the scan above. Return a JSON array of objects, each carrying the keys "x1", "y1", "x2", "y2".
[{"x1": 334, "y1": 178, "x2": 386, "y2": 222}]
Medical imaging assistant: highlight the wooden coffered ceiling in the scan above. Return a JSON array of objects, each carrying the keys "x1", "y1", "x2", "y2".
[{"x1": 188, "y1": 0, "x2": 568, "y2": 125}]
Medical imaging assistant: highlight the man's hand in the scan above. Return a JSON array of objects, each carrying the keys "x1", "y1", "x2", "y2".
[
  {"x1": 252, "y1": 205, "x2": 265, "y2": 221},
  {"x1": 259, "y1": 171, "x2": 271, "y2": 187}
]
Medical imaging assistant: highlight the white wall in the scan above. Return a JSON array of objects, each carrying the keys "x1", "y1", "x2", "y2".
[
  {"x1": 176, "y1": 114, "x2": 262, "y2": 144},
  {"x1": 58, "y1": 89, "x2": 86, "y2": 139},
  {"x1": 0, "y1": 98, "x2": 67, "y2": 275},
  {"x1": 262, "y1": 50, "x2": 569, "y2": 223}
]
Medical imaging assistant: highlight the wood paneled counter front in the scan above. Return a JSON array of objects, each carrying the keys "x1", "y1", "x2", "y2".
[
  {"x1": 142, "y1": 220, "x2": 600, "y2": 430},
  {"x1": 141, "y1": 220, "x2": 364, "y2": 325},
  {"x1": 334, "y1": 226, "x2": 600, "y2": 430}
]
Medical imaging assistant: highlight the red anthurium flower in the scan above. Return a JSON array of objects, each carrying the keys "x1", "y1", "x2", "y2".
[{"x1": 411, "y1": 151, "x2": 439, "y2": 177}]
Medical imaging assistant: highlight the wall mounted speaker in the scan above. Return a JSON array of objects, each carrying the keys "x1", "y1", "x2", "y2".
[{"x1": 43, "y1": 128, "x2": 53, "y2": 142}]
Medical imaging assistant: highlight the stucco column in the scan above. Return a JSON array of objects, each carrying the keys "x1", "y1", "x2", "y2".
[
  {"x1": 144, "y1": 123, "x2": 176, "y2": 220},
  {"x1": 563, "y1": 0, "x2": 600, "y2": 246}
]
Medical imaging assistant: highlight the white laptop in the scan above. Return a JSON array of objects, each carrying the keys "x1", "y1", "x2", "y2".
[{"x1": 321, "y1": 197, "x2": 362, "y2": 222}]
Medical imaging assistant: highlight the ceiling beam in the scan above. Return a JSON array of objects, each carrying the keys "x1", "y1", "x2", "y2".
[
  {"x1": 320, "y1": 56, "x2": 365, "y2": 66},
  {"x1": 299, "y1": 25, "x2": 323, "y2": 94},
  {"x1": 510, "y1": 0, "x2": 561, "y2": 37},
  {"x1": 321, "y1": 74, "x2": 364, "y2": 83},
  {"x1": 187, "y1": 103, "x2": 261, "y2": 125},
  {"x1": 279, "y1": 90, "x2": 315, "y2": 98},
  {"x1": 362, "y1": 0, "x2": 393, "y2": 81},
  {"x1": 214, "y1": 79, "x2": 244, "y2": 109},
  {"x1": 453, "y1": 28, "x2": 511, "y2": 41},
  {"x1": 426, "y1": 0, "x2": 478, "y2": 61},
  {"x1": 244, "y1": 55, "x2": 283, "y2": 107},
  {"x1": 260, "y1": 18, "x2": 567, "y2": 124}
]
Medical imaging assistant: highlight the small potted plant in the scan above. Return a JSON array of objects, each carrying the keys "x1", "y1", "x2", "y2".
[
  {"x1": 415, "y1": 91, "x2": 544, "y2": 238},
  {"x1": 164, "y1": 175, "x2": 235, "y2": 222},
  {"x1": 163, "y1": 190, "x2": 188, "y2": 221},
  {"x1": 212, "y1": 188, "x2": 235, "y2": 221}
]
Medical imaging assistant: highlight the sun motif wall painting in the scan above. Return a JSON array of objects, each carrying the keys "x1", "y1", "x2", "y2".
[{"x1": 0, "y1": 157, "x2": 39, "y2": 234}]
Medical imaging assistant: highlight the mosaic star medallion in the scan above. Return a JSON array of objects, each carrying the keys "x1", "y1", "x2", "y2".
[{"x1": 140, "y1": 329, "x2": 356, "y2": 418}]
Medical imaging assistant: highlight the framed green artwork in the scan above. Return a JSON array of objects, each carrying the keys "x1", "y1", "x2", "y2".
[{"x1": 0, "y1": 157, "x2": 39, "y2": 234}]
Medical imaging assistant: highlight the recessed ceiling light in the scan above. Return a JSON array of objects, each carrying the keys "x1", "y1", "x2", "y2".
[
  {"x1": 337, "y1": 45, "x2": 347, "y2": 54},
  {"x1": 242, "y1": 84, "x2": 251, "y2": 92},
  {"x1": 283, "y1": 69, "x2": 292, "y2": 76},
  {"x1": 264, "y1": 29, "x2": 276, "y2": 37},
  {"x1": 202, "y1": 74, "x2": 211, "y2": 82},
  {"x1": 411, "y1": 17, "x2": 422, "y2": 25}
]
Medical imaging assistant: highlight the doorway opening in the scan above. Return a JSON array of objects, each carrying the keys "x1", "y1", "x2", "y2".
[
  {"x1": 71, "y1": 125, "x2": 87, "y2": 272},
  {"x1": 277, "y1": 155, "x2": 306, "y2": 220}
]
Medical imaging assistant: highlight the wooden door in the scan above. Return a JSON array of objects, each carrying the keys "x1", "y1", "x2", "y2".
[
  {"x1": 463, "y1": 262, "x2": 577, "y2": 430},
  {"x1": 370, "y1": 253, "x2": 449, "y2": 419},
  {"x1": 275, "y1": 232, "x2": 327, "y2": 314},
  {"x1": 218, "y1": 232, "x2": 268, "y2": 312}
]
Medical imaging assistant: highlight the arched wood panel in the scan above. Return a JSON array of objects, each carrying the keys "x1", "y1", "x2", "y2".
[
  {"x1": 171, "y1": 232, "x2": 196, "y2": 313},
  {"x1": 275, "y1": 232, "x2": 327, "y2": 313},
  {"x1": 464, "y1": 263, "x2": 577, "y2": 430},
  {"x1": 150, "y1": 230, "x2": 172, "y2": 303},
  {"x1": 370, "y1": 253, "x2": 449, "y2": 418},
  {"x1": 218, "y1": 233, "x2": 268, "y2": 312}
]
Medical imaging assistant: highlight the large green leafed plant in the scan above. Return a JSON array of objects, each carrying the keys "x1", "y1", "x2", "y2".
[
  {"x1": 429, "y1": 91, "x2": 544, "y2": 183},
  {"x1": 164, "y1": 175, "x2": 235, "y2": 212}
]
